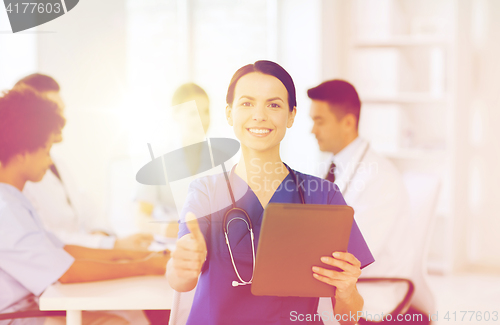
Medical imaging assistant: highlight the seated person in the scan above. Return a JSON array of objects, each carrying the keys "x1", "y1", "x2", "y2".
[
  {"x1": 0, "y1": 87, "x2": 169, "y2": 324},
  {"x1": 136, "y1": 83, "x2": 211, "y2": 238},
  {"x1": 15, "y1": 74, "x2": 152, "y2": 251}
]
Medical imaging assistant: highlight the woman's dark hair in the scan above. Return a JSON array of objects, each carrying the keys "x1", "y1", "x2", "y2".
[
  {"x1": 0, "y1": 86, "x2": 65, "y2": 164},
  {"x1": 226, "y1": 60, "x2": 297, "y2": 112}
]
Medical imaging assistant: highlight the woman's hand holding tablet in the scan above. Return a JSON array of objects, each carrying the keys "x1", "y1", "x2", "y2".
[
  {"x1": 313, "y1": 251, "x2": 364, "y2": 324},
  {"x1": 313, "y1": 251, "x2": 362, "y2": 301}
]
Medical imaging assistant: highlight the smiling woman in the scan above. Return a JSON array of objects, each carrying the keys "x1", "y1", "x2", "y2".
[
  {"x1": 224, "y1": 61, "x2": 297, "y2": 202},
  {"x1": 166, "y1": 60, "x2": 373, "y2": 325},
  {"x1": 227, "y1": 71, "x2": 295, "y2": 178}
]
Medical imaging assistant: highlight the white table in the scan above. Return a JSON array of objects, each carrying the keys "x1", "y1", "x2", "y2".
[{"x1": 39, "y1": 275, "x2": 174, "y2": 325}]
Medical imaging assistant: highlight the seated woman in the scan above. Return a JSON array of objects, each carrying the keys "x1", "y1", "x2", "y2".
[
  {"x1": 136, "y1": 82, "x2": 211, "y2": 238},
  {"x1": 166, "y1": 61, "x2": 374, "y2": 325},
  {"x1": 0, "y1": 86, "x2": 169, "y2": 325}
]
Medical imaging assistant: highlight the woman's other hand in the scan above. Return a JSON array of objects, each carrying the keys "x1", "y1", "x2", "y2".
[{"x1": 312, "y1": 252, "x2": 361, "y2": 302}]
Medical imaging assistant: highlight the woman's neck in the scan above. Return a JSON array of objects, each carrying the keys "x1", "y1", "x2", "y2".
[
  {"x1": 235, "y1": 145, "x2": 289, "y2": 207},
  {"x1": 235, "y1": 145, "x2": 288, "y2": 186}
]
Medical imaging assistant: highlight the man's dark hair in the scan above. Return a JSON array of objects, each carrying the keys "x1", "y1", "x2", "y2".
[
  {"x1": 307, "y1": 80, "x2": 361, "y2": 128},
  {"x1": 14, "y1": 73, "x2": 60, "y2": 93},
  {"x1": 0, "y1": 86, "x2": 65, "y2": 164}
]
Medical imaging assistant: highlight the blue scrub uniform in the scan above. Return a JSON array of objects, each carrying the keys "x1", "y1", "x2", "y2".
[{"x1": 178, "y1": 166, "x2": 374, "y2": 325}]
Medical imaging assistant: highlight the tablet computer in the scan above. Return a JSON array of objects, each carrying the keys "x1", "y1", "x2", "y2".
[{"x1": 251, "y1": 203, "x2": 354, "y2": 297}]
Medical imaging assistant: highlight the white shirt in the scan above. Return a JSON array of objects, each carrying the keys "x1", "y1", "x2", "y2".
[
  {"x1": 317, "y1": 137, "x2": 413, "y2": 323},
  {"x1": 0, "y1": 183, "x2": 74, "y2": 317},
  {"x1": 321, "y1": 137, "x2": 412, "y2": 278},
  {"x1": 23, "y1": 157, "x2": 115, "y2": 249},
  {"x1": 1, "y1": 185, "x2": 149, "y2": 325}
]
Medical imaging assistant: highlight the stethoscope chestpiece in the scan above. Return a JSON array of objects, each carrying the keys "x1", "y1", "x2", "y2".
[{"x1": 232, "y1": 280, "x2": 250, "y2": 287}]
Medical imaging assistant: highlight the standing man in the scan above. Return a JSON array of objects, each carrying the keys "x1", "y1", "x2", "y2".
[
  {"x1": 308, "y1": 79, "x2": 411, "y2": 278},
  {"x1": 15, "y1": 74, "x2": 153, "y2": 250}
]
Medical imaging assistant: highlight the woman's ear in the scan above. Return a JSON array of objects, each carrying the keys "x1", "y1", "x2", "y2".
[
  {"x1": 0, "y1": 153, "x2": 25, "y2": 170},
  {"x1": 226, "y1": 105, "x2": 233, "y2": 126},
  {"x1": 287, "y1": 107, "x2": 297, "y2": 128}
]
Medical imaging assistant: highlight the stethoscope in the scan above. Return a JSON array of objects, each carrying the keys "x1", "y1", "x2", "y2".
[
  {"x1": 219, "y1": 162, "x2": 305, "y2": 287},
  {"x1": 337, "y1": 141, "x2": 370, "y2": 196}
]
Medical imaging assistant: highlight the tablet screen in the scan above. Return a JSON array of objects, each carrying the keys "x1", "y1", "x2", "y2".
[{"x1": 251, "y1": 204, "x2": 354, "y2": 297}]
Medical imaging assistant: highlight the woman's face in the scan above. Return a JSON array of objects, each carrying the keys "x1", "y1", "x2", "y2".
[
  {"x1": 22, "y1": 135, "x2": 55, "y2": 182},
  {"x1": 226, "y1": 72, "x2": 296, "y2": 154}
]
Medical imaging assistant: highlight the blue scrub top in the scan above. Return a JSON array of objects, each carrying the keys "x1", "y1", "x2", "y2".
[{"x1": 178, "y1": 166, "x2": 374, "y2": 325}]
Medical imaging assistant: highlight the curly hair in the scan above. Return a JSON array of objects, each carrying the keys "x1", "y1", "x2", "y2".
[
  {"x1": 15, "y1": 73, "x2": 60, "y2": 92},
  {"x1": 0, "y1": 86, "x2": 65, "y2": 164}
]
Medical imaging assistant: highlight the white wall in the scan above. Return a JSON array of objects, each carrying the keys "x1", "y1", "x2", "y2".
[
  {"x1": 278, "y1": 0, "x2": 325, "y2": 175},
  {"x1": 0, "y1": 9, "x2": 37, "y2": 90},
  {"x1": 453, "y1": 0, "x2": 500, "y2": 270},
  {"x1": 36, "y1": 0, "x2": 128, "y2": 228}
]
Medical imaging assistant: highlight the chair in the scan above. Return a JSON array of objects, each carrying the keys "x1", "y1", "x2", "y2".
[{"x1": 356, "y1": 172, "x2": 440, "y2": 324}]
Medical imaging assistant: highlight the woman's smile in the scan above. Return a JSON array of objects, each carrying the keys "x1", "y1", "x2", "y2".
[{"x1": 247, "y1": 127, "x2": 273, "y2": 137}]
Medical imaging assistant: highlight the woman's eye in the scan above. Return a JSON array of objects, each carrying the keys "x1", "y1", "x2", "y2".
[
  {"x1": 269, "y1": 103, "x2": 280, "y2": 108},
  {"x1": 241, "y1": 102, "x2": 252, "y2": 107}
]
